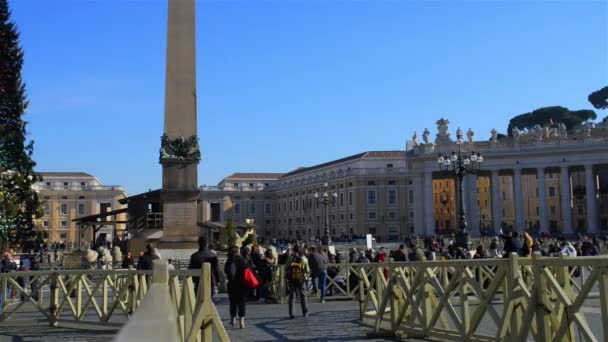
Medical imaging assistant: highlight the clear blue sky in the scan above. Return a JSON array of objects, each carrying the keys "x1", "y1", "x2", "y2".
[{"x1": 9, "y1": 0, "x2": 608, "y2": 195}]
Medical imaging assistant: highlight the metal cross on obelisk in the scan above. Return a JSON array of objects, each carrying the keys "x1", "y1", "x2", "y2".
[{"x1": 158, "y1": 0, "x2": 200, "y2": 251}]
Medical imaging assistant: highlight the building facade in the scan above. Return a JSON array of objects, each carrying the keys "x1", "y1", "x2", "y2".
[
  {"x1": 33, "y1": 172, "x2": 127, "y2": 243},
  {"x1": 408, "y1": 119, "x2": 608, "y2": 237},
  {"x1": 200, "y1": 152, "x2": 412, "y2": 242}
]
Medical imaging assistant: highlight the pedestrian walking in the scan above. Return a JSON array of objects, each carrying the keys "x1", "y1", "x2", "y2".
[
  {"x1": 188, "y1": 237, "x2": 220, "y2": 297},
  {"x1": 286, "y1": 248, "x2": 309, "y2": 319},
  {"x1": 224, "y1": 246, "x2": 248, "y2": 329}
]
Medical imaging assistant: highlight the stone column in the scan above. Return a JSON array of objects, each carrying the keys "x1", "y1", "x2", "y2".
[
  {"x1": 424, "y1": 171, "x2": 435, "y2": 236},
  {"x1": 491, "y1": 170, "x2": 502, "y2": 233},
  {"x1": 537, "y1": 168, "x2": 548, "y2": 232},
  {"x1": 585, "y1": 164, "x2": 598, "y2": 233},
  {"x1": 513, "y1": 168, "x2": 525, "y2": 231},
  {"x1": 413, "y1": 174, "x2": 424, "y2": 236},
  {"x1": 560, "y1": 166, "x2": 573, "y2": 235},
  {"x1": 466, "y1": 174, "x2": 480, "y2": 235}
]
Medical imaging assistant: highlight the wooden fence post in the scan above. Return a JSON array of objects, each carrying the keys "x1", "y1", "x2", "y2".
[
  {"x1": 49, "y1": 272, "x2": 59, "y2": 327},
  {"x1": 533, "y1": 252, "x2": 551, "y2": 342}
]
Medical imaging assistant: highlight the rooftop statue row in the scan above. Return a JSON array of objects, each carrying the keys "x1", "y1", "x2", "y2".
[{"x1": 411, "y1": 117, "x2": 606, "y2": 148}]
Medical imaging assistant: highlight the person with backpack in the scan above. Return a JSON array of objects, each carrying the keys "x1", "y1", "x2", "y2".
[{"x1": 286, "y1": 248, "x2": 309, "y2": 319}]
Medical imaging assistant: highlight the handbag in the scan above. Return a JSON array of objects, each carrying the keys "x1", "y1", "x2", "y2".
[{"x1": 244, "y1": 268, "x2": 259, "y2": 289}]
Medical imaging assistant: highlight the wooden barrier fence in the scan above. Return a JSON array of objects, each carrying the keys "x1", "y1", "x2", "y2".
[
  {"x1": 360, "y1": 253, "x2": 608, "y2": 341},
  {"x1": 1, "y1": 263, "x2": 228, "y2": 342}
]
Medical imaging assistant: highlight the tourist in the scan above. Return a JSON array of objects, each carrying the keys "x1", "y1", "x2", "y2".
[
  {"x1": 136, "y1": 244, "x2": 158, "y2": 270},
  {"x1": 122, "y1": 252, "x2": 134, "y2": 269},
  {"x1": 308, "y1": 246, "x2": 319, "y2": 295},
  {"x1": 286, "y1": 248, "x2": 309, "y2": 319},
  {"x1": 310, "y1": 246, "x2": 329, "y2": 303},
  {"x1": 167, "y1": 259, "x2": 176, "y2": 271},
  {"x1": 356, "y1": 251, "x2": 370, "y2": 264},
  {"x1": 473, "y1": 245, "x2": 488, "y2": 259},
  {"x1": 521, "y1": 232, "x2": 534, "y2": 257},
  {"x1": 392, "y1": 244, "x2": 407, "y2": 262},
  {"x1": 259, "y1": 249, "x2": 275, "y2": 303},
  {"x1": 188, "y1": 236, "x2": 220, "y2": 297},
  {"x1": 224, "y1": 246, "x2": 248, "y2": 329},
  {"x1": 488, "y1": 237, "x2": 502, "y2": 258}
]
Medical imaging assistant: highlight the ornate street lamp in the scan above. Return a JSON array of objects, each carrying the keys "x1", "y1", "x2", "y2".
[
  {"x1": 313, "y1": 182, "x2": 337, "y2": 245},
  {"x1": 436, "y1": 133, "x2": 483, "y2": 248}
]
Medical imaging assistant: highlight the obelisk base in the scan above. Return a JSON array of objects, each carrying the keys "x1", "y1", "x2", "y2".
[{"x1": 159, "y1": 190, "x2": 199, "y2": 251}]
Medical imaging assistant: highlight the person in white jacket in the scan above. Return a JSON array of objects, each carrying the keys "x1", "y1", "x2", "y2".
[{"x1": 560, "y1": 241, "x2": 577, "y2": 257}]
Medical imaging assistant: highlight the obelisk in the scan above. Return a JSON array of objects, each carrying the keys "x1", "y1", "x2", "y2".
[{"x1": 158, "y1": 0, "x2": 200, "y2": 252}]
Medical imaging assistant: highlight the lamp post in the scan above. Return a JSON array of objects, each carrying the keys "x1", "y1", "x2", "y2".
[
  {"x1": 313, "y1": 182, "x2": 337, "y2": 246},
  {"x1": 436, "y1": 133, "x2": 483, "y2": 248}
]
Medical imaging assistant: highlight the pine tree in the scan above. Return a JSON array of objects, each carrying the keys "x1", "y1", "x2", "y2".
[{"x1": 0, "y1": 0, "x2": 42, "y2": 251}]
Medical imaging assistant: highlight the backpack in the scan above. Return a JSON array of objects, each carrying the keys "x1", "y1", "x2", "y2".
[{"x1": 288, "y1": 257, "x2": 304, "y2": 283}]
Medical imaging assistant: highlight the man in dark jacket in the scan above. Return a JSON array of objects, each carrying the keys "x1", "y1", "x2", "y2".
[
  {"x1": 189, "y1": 236, "x2": 220, "y2": 296},
  {"x1": 310, "y1": 247, "x2": 329, "y2": 303},
  {"x1": 136, "y1": 244, "x2": 158, "y2": 270}
]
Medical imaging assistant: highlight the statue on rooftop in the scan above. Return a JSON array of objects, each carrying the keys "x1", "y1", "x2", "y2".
[
  {"x1": 412, "y1": 131, "x2": 419, "y2": 146},
  {"x1": 490, "y1": 128, "x2": 498, "y2": 143},
  {"x1": 422, "y1": 128, "x2": 431, "y2": 144},
  {"x1": 466, "y1": 128, "x2": 474, "y2": 143}
]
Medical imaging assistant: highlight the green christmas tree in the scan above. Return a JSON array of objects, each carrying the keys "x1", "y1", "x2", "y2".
[{"x1": 0, "y1": 0, "x2": 42, "y2": 251}]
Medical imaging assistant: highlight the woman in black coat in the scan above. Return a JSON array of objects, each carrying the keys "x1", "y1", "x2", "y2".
[{"x1": 224, "y1": 246, "x2": 248, "y2": 328}]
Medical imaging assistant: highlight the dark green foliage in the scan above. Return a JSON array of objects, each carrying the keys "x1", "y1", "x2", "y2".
[
  {"x1": 242, "y1": 231, "x2": 258, "y2": 247},
  {"x1": 223, "y1": 218, "x2": 237, "y2": 248},
  {"x1": 588, "y1": 86, "x2": 608, "y2": 110},
  {"x1": 507, "y1": 106, "x2": 597, "y2": 136},
  {"x1": 0, "y1": 0, "x2": 42, "y2": 250}
]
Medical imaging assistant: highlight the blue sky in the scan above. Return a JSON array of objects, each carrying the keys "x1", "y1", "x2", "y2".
[{"x1": 9, "y1": 0, "x2": 608, "y2": 195}]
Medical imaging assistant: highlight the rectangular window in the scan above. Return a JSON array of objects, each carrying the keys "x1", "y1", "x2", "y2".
[
  {"x1": 60, "y1": 220, "x2": 68, "y2": 228},
  {"x1": 388, "y1": 180, "x2": 396, "y2": 185},
  {"x1": 369, "y1": 226, "x2": 376, "y2": 234},
  {"x1": 78, "y1": 203, "x2": 85, "y2": 215},
  {"x1": 367, "y1": 191, "x2": 376, "y2": 205},
  {"x1": 349, "y1": 192, "x2": 353, "y2": 206},
  {"x1": 409, "y1": 211, "x2": 414, "y2": 218},
  {"x1": 368, "y1": 180, "x2": 376, "y2": 186},
  {"x1": 550, "y1": 206, "x2": 556, "y2": 215},
  {"x1": 43, "y1": 203, "x2": 50, "y2": 215},
  {"x1": 295, "y1": 200, "x2": 299, "y2": 211},
  {"x1": 249, "y1": 202, "x2": 256, "y2": 215},
  {"x1": 388, "y1": 190, "x2": 397, "y2": 206},
  {"x1": 368, "y1": 211, "x2": 377, "y2": 221},
  {"x1": 536, "y1": 188, "x2": 539, "y2": 197},
  {"x1": 536, "y1": 207, "x2": 539, "y2": 215},
  {"x1": 386, "y1": 164, "x2": 393, "y2": 168},
  {"x1": 549, "y1": 187, "x2": 556, "y2": 197},
  {"x1": 234, "y1": 203, "x2": 241, "y2": 216},
  {"x1": 63, "y1": 182, "x2": 69, "y2": 189},
  {"x1": 340, "y1": 193, "x2": 344, "y2": 207},
  {"x1": 502, "y1": 208, "x2": 506, "y2": 217},
  {"x1": 60, "y1": 203, "x2": 68, "y2": 216},
  {"x1": 80, "y1": 182, "x2": 86, "y2": 190},
  {"x1": 264, "y1": 202, "x2": 271, "y2": 216},
  {"x1": 408, "y1": 190, "x2": 414, "y2": 204},
  {"x1": 388, "y1": 211, "x2": 397, "y2": 219},
  {"x1": 350, "y1": 213, "x2": 353, "y2": 219},
  {"x1": 43, "y1": 220, "x2": 49, "y2": 227},
  {"x1": 502, "y1": 192, "x2": 506, "y2": 200}
]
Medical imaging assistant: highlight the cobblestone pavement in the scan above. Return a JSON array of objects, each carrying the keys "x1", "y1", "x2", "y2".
[
  {"x1": 1, "y1": 294, "x2": 604, "y2": 341},
  {"x1": 0, "y1": 294, "x2": 400, "y2": 342}
]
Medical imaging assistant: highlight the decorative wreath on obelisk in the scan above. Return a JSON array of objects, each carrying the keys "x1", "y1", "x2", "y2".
[{"x1": 159, "y1": 134, "x2": 201, "y2": 164}]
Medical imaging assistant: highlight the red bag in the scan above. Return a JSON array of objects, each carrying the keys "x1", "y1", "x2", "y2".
[{"x1": 244, "y1": 268, "x2": 259, "y2": 289}]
